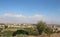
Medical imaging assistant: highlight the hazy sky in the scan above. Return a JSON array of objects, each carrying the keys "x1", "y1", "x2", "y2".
[{"x1": 0, "y1": 0, "x2": 60, "y2": 24}]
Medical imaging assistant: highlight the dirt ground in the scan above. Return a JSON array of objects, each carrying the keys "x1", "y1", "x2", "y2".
[{"x1": 28, "y1": 33, "x2": 60, "y2": 37}]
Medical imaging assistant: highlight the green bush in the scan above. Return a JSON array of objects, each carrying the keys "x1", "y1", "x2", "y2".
[
  {"x1": 24, "y1": 28, "x2": 39, "y2": 36},
  {"x1": 44, "y1": 27, "x2": 53, "y2": 37},
  {"x1": 31, "y1": 30, "x2": 39, "y2": 36},
  {"x1": 12, "y1": 30, "x2": 29, "y2": 36}
]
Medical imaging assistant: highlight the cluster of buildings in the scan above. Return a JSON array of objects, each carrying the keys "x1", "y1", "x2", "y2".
[
  {"x1": 0, "y1": 23, "x2": 60, "y2": 32},
  {"x1": 47, "y1": 24, "x2": 60, "y2": 32},
  {"x1": 0, "y1": 23, "x2": 36, "y2": 29}
]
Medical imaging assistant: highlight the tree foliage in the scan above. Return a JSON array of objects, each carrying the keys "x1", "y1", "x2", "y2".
[
  {"x1": 37, "y1": 21, "x2": 47, "y2": 35},
  {"x1": 36, "y1": 21, "x2": 53, "y2": 36}
]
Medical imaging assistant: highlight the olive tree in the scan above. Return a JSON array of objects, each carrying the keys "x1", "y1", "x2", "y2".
[{"x1": 37, "y1": 21, "x2": 47, "y2": 35}]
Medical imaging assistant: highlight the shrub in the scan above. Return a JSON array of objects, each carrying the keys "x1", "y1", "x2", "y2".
[
  {"x1": 31, "y1": 30, "x2": 39, "y2": 36},
  {"x1": 44, "y1": 27, "x2": 53, "y2": 37},
  {"x1": 12, "y1": 30, "x2": 29, "y2": 36},
  {"x1": 24, "y1": 28, "x2": 39, "y2": 36}
]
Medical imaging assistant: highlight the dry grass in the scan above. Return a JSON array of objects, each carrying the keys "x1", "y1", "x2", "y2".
[{"x1": 27, "y1": 33, "x2": 60, "y2": 37}]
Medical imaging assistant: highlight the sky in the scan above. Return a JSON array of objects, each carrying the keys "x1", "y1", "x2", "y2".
[{"x1": 0, "y1": 0, "x2": 60, "y2": 24}]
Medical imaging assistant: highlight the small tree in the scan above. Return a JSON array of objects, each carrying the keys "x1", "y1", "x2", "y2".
[{"x1": 37, "y1": 21, "x2": 47, "y2": 35}]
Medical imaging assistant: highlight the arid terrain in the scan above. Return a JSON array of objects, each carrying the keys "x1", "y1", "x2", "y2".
[{"x1": 28, "y1": 33, "x2": 60, "y2": 37}]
